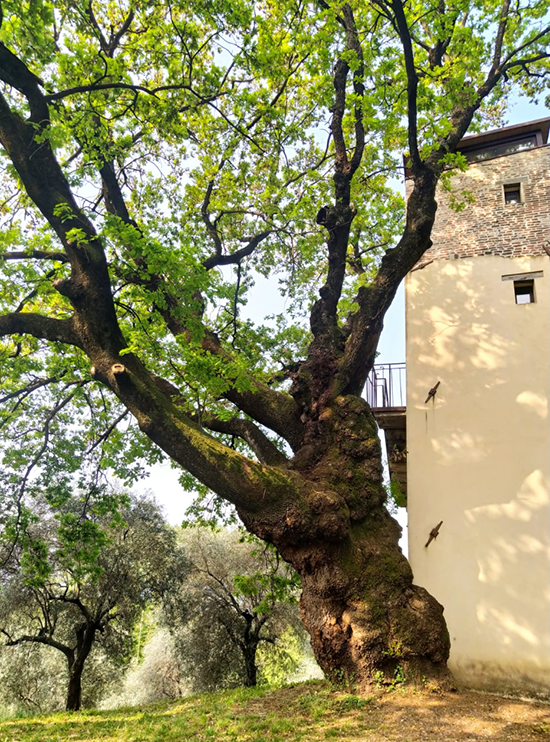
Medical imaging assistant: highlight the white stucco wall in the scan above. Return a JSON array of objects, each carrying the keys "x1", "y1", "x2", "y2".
[{"x1": 406, "y1": 254, "x2": 550, "y2": 699}]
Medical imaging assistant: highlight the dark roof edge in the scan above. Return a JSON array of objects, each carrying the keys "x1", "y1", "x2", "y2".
[
  {"x1": 458, "y1": 116, "x2": 550, "y2": 149},
  {"x1": 403, "y1": 117, "x2": 550, "y2": 178}
]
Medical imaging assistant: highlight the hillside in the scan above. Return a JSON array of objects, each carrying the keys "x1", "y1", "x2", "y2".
[{"x1": 0, "y1": 682, "x2": 548, "y2": 742}]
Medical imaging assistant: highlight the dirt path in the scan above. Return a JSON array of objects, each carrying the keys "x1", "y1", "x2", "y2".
[
  {"x1": 246, "y1": 682, "x2": 550, "y2": 742},
  {"x1": 372, "y1": 689, "x2": 549, "y2": 741}
]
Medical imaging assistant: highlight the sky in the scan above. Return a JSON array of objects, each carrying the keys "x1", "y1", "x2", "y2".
[{"x1": 138, "y1": 97, "x2": 548, "y2": 529}]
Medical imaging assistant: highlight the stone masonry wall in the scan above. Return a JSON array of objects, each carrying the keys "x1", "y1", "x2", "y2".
[{"x1": 408, "y1": 144, "x2": 550, "y2": 265}]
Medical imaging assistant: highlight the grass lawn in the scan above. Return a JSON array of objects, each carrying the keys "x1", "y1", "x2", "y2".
[{"x1": 0, "y1": 681, "x2": 548, "y2": 742}]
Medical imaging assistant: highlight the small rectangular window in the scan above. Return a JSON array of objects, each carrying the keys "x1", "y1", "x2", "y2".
[
  {"x1": 504, "y1": 183, "x2": 522, "y2": 205},
  {"x1": 514, "y1": 280, "x2": 535, "y2": 304}
]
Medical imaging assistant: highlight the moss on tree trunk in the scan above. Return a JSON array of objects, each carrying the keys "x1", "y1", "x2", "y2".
[{"x1": 237, "y1": 396, "x2": 453, "y2": 690}]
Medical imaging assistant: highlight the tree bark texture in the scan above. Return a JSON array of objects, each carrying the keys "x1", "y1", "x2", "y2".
[{"x1": 234, "y1": 395, "x2": 452, "y2": 690}]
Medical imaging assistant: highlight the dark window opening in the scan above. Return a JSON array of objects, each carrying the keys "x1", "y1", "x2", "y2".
[
  {"x1": 504, "y1": 183, "x2": 522, "y2": 204},
  {"x1": 514, "y1": 280, "x2": 535, "y2": 304}
]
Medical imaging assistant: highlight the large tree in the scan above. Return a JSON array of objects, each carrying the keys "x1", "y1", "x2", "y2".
[{"x1": 0, "y1": 0, "x2": 549, "y2": 689}]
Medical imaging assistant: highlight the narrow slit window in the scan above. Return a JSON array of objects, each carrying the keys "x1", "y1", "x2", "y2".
[
  {"x1": 514, "y1": 279, "x2": 535, "y2": 304},
  {"x1": 504, "y1": 183, "x2": 522, "y2": 205}
]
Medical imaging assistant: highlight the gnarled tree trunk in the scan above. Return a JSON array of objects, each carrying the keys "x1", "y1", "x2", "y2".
[{"x1": 237, "y1": 395, "x2": 452, "y2": 690}]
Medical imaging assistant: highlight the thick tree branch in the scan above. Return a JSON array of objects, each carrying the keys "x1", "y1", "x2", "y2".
[
  {"x1": 107, "y1": 9, "x2": 135, "y2": 56},
  {"x1": 202, "y1": 230, "x2": 272, "y2": 270},
  {"x1": 389, "y1": 0, "x2": 421, "y2": 172},
  {"x1": 0, "y1": 43, "x2": 48, "y2": 124},
  {"x1": 85, "y1": 1, "x2": 109, "y2": 54},
  {"x1": 422, "y1": 0, "x2": 457, "y2": 69},
  {"x1": 99, "y1": 160, "x2": 139, "y2": 228},
  {"x1": 223, "y1": 384, "x2": 304, "y2": 452},
  {"x1": 1, "y1": 250, "x2": 69, "y2": 262},
  {"x1": 200, "y1": 415, "x2": 288, "y2": 467},
  {"x1": 86, "y1": 355, "x2": 305, "y2": 514},
  {"x1": 491, "y1": 0, "x2": 511, "y2": 74},
  {"x1": 3, "y1": 632, "x2": 74, "y2": 662},
  {"x1": 45, "y1": 81, "x2": 218, "y2": 103},
  {"x1": 0, "y1": 312, "x2": 80, "y2": 346},
  {"x1": 337, "y1": 49, "x2": 513, "y2": 396},
  {"x1": 83, "y1": 2, "x2": 135, "y2": 60},
  {"x1": 308, "y1": 4, "x2": 365, "y2": 343},
  {"x1": 126, "y1": 282, "x2": 303, "y2": 448},
  {"x1": 0, "y1": 96, "x2": 124, "y2": 357},
  {"x1": 331, "y1": 59, "x2": 349, "y2": 175},
  {"x1": 201, "y1": 176, "x2": 225, "y2": 260},
  {"x1": 317, "y1": 0, "x2": 346, "y2": 30},
  {"x1": 50, "y1": 592, "x2": 94, "y2": 623},
  {"x1": 343, "y1": 4, "x2": 365, "y2": 177},
  {"x1": 337, "y1": 168, "x2": 439, "y2": 397}
]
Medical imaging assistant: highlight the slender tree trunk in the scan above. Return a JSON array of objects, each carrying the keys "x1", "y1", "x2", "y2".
[
  {"x1": 65, "y1": 623, "x2": 97, "y2": 711},
  {"x1": 242, "y1": 644, "x2": 258, "y2": 687},
  {"x1": 238, "y1": 395, "x2": 453, "y2": 691},
  {"x1": 66, "y1": 665, "x2": 84, "y2": 712}
]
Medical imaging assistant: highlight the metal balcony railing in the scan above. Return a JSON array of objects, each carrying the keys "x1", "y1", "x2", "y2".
[{"x1": 365, "y1": 362, "x2": 406, "y2": 409}]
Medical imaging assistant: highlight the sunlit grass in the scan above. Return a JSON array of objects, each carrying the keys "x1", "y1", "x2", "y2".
[
  {"x1": 0, "y1": 682, "x2": 371, "y2": 742},
  {"x1": 0, "y1": 680, "x2": 548, "y2": 742}
]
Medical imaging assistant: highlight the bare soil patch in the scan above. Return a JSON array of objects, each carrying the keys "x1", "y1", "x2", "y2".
[
  {"x1": 372, "y1": 688, "x2": 549, "y2": 741},
  {"x1": 242, "y1": 682, "x2": 550, "y2": 742}
]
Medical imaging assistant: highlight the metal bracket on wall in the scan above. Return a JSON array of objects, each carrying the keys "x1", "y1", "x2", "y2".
[
  {"x1": 425, "y1": 521, "x2": 443, "y2": 548},
  {"x1": 424, "y1": 381, "x2": 440, "y2": 404}
]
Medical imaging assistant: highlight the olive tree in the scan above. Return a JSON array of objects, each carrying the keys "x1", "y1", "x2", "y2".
[
  {"x1": 163, "y1": 527, "x2": 306, "y2": 691},
  {"x1": 0, "y1": 0, "x2": 549, "y2": 688},
  {"x1": 0, "y1": 492, "x2": 178, "y2": 711},
  {"x1": 0, "y1": 641, "x2": 65, "y2": 714}
]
